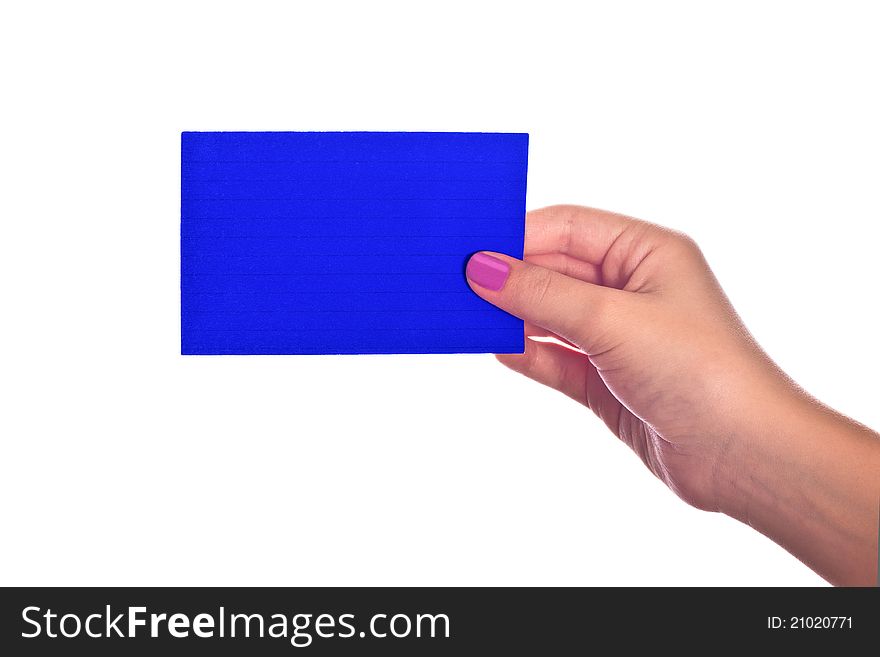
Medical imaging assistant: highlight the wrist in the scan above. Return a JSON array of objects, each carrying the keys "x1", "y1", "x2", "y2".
[
  {"x1": 711, "y1": 380, "x2": 811, "y2": 522},
  {"x1": 712, "y1": 380, "x2": 880, "y2": 585}
]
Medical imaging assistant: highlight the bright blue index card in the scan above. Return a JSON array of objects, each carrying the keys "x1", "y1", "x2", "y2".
[{"x1": 181, "y1": 132, "x2": 528, "y2": 354}]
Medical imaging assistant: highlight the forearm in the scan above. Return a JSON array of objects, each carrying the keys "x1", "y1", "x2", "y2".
[{"x1": 720, "y1": 390, "x2": 880, "y2": 586}]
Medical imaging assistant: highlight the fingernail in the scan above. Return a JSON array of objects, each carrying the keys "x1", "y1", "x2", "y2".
[{"x1": 466, "y1": 253, "x2": 510, "y2": 291}]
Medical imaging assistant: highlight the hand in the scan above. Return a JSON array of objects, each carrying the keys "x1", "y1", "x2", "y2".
[
  {"x1": 467, "y1": 205, "x2": 774, "y2": 511},
  {"x1": 466, "y1": 205, "x2": 880, "y2": 585}
]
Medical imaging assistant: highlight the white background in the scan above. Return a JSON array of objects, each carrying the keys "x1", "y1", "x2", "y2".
[{"x1": 2, "y1": 1, "x2": 878, "y2": 586}]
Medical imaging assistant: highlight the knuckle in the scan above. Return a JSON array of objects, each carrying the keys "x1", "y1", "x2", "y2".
[
  {"x1": 528, "y1": 267, "x2": 556, "y2": 307},
  {"x1": 652, "y1": 227, "x2": 704, "y2": 265},
  {"x1": 671, "y1": 230, "x2": 702, "y2": 256}
]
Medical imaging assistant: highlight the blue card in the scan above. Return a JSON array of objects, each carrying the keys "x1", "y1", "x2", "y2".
[{"x1": 181, "y1": 132, "x2": 528, "y2": 354}]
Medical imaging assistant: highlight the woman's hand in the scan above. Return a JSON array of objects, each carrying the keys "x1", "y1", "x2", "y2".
[{"x1": 466, "y1": 205, "x2": 880, "y2": 585}]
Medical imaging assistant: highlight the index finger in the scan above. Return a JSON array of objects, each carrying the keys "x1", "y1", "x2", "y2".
[{"x1": 525, "y1": 205, "x2": 635, "y2": 264}]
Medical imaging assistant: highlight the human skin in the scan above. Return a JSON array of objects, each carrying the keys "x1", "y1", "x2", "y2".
[{"x1": 465, "y1": 205, "x2": 880, "y2": 586}]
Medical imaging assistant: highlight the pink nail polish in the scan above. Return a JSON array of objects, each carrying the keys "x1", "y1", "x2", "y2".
[{"x1": 466, "y1": 253, "x2": 510, "y2": 291}]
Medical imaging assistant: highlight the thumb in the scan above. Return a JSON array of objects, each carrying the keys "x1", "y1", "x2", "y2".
[{"x1": 465, "y1": 251, "x2": 625, "y2": 354}]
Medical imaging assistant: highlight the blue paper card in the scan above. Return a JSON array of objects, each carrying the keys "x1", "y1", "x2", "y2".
[{"x1": 181, "y1": 132, "x2": 528, "y2": 354}]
